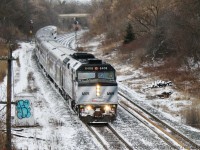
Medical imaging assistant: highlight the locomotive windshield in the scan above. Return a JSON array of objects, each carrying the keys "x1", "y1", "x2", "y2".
[
  {"x1": 77, "y1": 65, "x2": 116, "y2": 82},
  {"x1": 78, "y1": 72, "x2": 96, "y2": 80},
  {"x1": 97, "y1": 72, "x2": 114, "y2": 80},
  {"x1": 77, "y1": 71, "x2": 115, "y2": 81}
]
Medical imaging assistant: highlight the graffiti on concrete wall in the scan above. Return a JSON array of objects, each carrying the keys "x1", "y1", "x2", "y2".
[{"x1": 16, "y1": 100, "x2": 31, "y2": 119}]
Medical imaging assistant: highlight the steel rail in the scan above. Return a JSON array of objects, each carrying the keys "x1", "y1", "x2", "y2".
[
  {"x1": 119, "y1": 102, "x2": 179, "y2": 149},
  {"x1": 86, "y1": 123, "x2": 133, "y2": 150},
  {"x1": 106, "y1": 123, "x2": 133, "y2": 150},
  {"x1": 118, "y1": 91, "x2": 200, "y2": 149},
  {"x1": 85, "y1": 123, "x2": 109, "y2": 150}
]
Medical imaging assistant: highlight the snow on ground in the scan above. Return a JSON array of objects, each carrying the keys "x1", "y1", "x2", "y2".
[
  {"x1": 0, "y1": 42, "x2": 101, "y2": 149},
  {"x1": 1, "y1": 30, "x2": 200, "y2": 149},
  {"x1": 79, "y1": 32, "x2": 200, "y2": 144}
]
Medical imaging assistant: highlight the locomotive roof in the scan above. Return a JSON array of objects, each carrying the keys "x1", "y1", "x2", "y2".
[
  {"x1": 36, "y1": 25, "x2": 115, "y2": 72},
  {"x1": 36, "y1": 25, "x2": 57, "y2": 41},
  {"x1": 41, "y1": 41, "x2": 72, "y2": 61}
]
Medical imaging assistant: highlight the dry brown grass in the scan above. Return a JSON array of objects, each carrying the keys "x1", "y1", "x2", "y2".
[
  {"x1": 143, "y1": 58, "x2": 200, "y2": 99},
  {"x1": 118, "y1": 35, "x2": 149, "y2": 68},
  {"x1": 183, "y1": 107, "x2": 200, "y2": 128},
  {"x1": 0, "y1": 44, "x2": 8, "y2": 82},
  {"x1": 0, "y1": 61, "x2": 7, "y2": 82},
  {"x1": 101, "y1": 40, "x2": 121, "y2": 55},
  {"x1": 0, "y1": 43, "x2": 19, "y2": 82},
  {"x1": 0, "y1": 131, "x2": 6, "y2": 149},
  {"x1": 0, "y1": 132, "x2": 6, "y2": 149}
]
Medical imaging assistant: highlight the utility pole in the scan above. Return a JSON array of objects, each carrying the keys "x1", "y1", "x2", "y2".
[
  {"x1": 6, "y1": 44, "x2": 12, "y2": 150},
  {"x1": 0, "y1": 43, "x2": 16, "y2": 150}
]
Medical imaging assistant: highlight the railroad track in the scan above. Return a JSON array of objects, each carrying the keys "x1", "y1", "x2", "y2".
[
  {"x1": 56, "y1": 31, "x2": 83, "y2": 50},
  {"x1": 56, "y1": 33, "x2": 75, "y2": 50},
  {"x1": 56, "y1": 31, "x2": 200, "y2": 149},
  {"x1": 86, "y1": 123, "x2": 133, "y2": 150},
  {"x1": 118, "y1": 91, "x2": 200, "y2": 149}
]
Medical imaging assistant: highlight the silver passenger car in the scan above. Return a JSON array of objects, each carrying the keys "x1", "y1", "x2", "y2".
[{"x1": 35, "y1": 26, "x2": 118, "y2": 122}]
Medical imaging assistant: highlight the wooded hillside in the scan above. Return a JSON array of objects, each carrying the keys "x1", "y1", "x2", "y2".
[
  {"x1": 0, "y1": 0, "x2": 90, "y2": 42},
  {"x1": 87, "y1": 0, "x2": 200, "y2": 99},
  {"x1": 0, "y1": 0, "x2": 60, "y2": 42},
  {"x1": 88, "y1": 0, "x2": 200, "y2": 69}
]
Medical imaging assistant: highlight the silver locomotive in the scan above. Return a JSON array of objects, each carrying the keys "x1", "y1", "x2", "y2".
[{"x1": 35, "y1": 26, "x2": 118, "y2": 122}]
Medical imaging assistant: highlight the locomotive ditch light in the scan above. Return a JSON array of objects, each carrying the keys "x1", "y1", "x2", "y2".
[
  {"x1": 86, "y1": 105, "x2": 92, "y2": 111},
  {"x1": 104, "y1": 105, "x2": 111, "y2": 112}
]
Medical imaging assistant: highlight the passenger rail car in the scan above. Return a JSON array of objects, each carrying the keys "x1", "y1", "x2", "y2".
[{"x1": 35, "y1": 26, "x2": 118, "y2": 122}]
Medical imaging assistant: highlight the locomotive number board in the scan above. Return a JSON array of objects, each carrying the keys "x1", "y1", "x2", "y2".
[
  {"x1": 79, "y1": 65, "x2": 114, "y2": 71},
  {"x1": 85, "y1": 66, "x2": 107, "y2": 71}
]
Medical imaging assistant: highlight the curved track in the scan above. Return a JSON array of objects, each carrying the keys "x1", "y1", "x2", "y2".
[
  {"x1": 55, "y1": 31, "x2": 172, "y2": 149},
  {"x1": 56, "y1": 32, "x2": 75, "y2": 50},
  {"x1": 56, "y1": 31, "x2": 84, "y2": 50},
  {"x1": 55, "y1": 31, "x2": 200, "y2": 149},
  {"x1": 119, "y1": 91, "x2": 200, "y2": 149}
]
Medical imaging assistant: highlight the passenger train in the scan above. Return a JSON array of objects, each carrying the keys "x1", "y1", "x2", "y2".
[{"x1": 35, "y1": 26, "x2": 118, "y2": 122}]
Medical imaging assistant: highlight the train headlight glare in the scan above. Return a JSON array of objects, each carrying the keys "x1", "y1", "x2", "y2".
[
  {"x1": 86, "y1": 105, "x2": 92, "y2": 111},
  {"x1": 104, "y1": 105, "x2": 111, "y2": 112}
]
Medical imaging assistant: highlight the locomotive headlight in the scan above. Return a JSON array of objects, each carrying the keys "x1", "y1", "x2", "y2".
[
  {"x1": 96, "y1": 84, "x2": 100, "y2": 96},
  {"x1": 104, "y1": 105, "x2": 111, "y2": 112},
  {"x1": 86, "y1": 105, "x2": 92, "y2": 111}
]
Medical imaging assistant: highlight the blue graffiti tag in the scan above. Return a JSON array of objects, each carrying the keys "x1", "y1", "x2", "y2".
[{"x1": 16, "y1": 100, "x2": 31, "y2": 119}]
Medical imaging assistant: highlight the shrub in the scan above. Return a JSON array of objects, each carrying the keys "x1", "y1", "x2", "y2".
[
  {"x1": 0, "y1": 63, "x2": 7, "y2": 82},
  {"x1": 123, "y1": 23, "x2": 135, "y2": 44},
  {"x1": 119, "y1": 35, "x2": 148, "y2": 67},
  {"x1": 143, "y1": 57, "x2": 200, "y2": 99},
  {"x1": 184, "y1": 107, "x2": 200, "y2": 128}
]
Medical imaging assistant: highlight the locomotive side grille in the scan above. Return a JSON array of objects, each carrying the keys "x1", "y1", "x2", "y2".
[
  {"x1": 71, "y1": 53, "x2": 95, "y2": 60},
  {"x1": 88, "y1": 59, "x2": 102, "y2": 64}
]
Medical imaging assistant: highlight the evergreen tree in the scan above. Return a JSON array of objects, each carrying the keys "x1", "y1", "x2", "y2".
[{"x1": 124, "y1": 23, "x2": 135, "y2": 44}]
